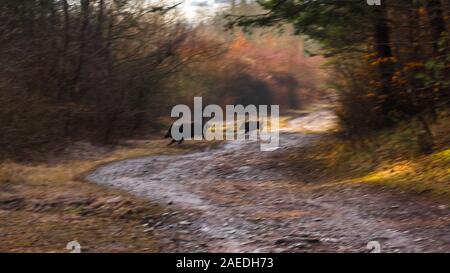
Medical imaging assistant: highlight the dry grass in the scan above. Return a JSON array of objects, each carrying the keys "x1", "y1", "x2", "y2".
[
  {"x1": 288, "y1": 112, "x2": 450, "y2": 202},
  {"x1": 354, "y1": 150, "x2": 450, "y2": 197},
  {"x1": 339, "y1": 113, "x2": 450, "y2": 200}
]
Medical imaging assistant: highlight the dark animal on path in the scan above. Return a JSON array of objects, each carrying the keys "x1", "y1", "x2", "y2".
[
  {"x1": 165, "y1": 120, "x2": 261, "y2": 145},
  {"x1": 165, "y1": 122, "x2": 206, "y2": 145}
]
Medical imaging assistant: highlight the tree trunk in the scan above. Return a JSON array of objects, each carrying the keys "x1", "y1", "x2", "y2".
[
  {"x1": 425, "y1": 0, "x2": 446, "y2": 55},
  {"x1": 97, "y1": 0, "x2": 104, "y2": 37},
  {"x1": 372, "y1": 4, "x2": 395, "y2": 120},
  {"x1": 71, "y1": 0, "x2": 90, "y2": 98}
]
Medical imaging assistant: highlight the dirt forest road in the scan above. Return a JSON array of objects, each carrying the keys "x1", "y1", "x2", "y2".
[{"x1": 88, "y1": 109, "x2": 450, "y2": 253}]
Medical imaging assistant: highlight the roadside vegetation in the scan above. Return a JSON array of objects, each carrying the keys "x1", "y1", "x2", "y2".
[{"x1": 284, "y1": 110, "x2": 450, "y2": 202}]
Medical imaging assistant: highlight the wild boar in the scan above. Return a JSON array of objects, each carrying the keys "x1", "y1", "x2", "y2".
[{"x1": 165, "y1": 122, "x2": 207, "y2": 145}]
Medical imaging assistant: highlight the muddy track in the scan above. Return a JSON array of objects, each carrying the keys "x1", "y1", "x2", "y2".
[{"x1": 88, "y1": 110, "x2": 450, "y2": 253}]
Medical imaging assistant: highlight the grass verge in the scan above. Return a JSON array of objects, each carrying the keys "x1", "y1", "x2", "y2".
[{"x1": 284, "y1": 112, "x2": 450, "y2": 202}]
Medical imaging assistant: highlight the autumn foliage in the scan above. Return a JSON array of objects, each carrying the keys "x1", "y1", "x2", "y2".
[{"x1": 169, "y1": 25, "x2": 328, "y2": 112}]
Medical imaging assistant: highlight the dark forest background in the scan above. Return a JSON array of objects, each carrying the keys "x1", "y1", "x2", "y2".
[{"x1": 1, "y1": 0, "x2": 449, "y2": 160}]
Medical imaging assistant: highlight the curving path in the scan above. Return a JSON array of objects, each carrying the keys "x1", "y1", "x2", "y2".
[{"x1": 88, "y1": 109, "x2": 450, "y2": 253}]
